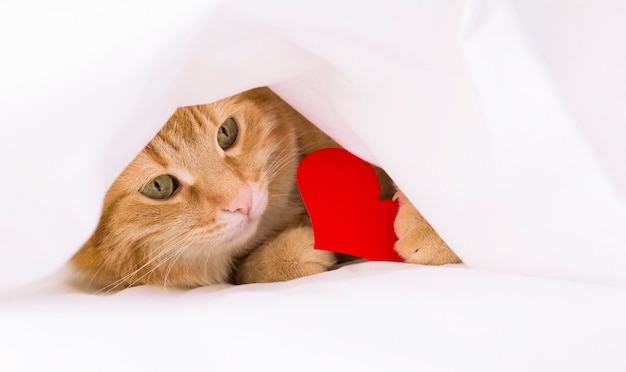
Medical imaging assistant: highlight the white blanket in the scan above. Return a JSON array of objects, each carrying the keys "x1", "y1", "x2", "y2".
[
  {"x1": 2, "y1": 262, "x2": 626, "y2": 371},
  {"x1": 1, "y1": 1, "x2": 626, "y2": 370}
]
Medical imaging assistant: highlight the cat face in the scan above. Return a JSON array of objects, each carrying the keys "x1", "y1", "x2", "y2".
[{"x1": 72, "y1": 88, "x2": 309, "y2": 291}]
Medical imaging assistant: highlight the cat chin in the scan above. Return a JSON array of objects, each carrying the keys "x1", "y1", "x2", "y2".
[{"x1": 219, "y1": 219, "x2": 261, "y2": 250}]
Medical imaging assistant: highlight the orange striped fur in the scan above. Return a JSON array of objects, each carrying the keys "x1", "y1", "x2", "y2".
[{"x1": 71, "y1": 87, "x2": 459, "y2": 292}]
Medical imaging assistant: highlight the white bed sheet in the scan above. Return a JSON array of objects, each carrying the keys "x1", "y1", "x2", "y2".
[
  {"x1": 1, "y1": 1, "x2": 626, "y2": 371},
  {"x1": 2, "y1": 262, "x2": 626, "y2": 371}
]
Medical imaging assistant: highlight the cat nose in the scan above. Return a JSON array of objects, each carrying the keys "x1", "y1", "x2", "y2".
[{"x1": 223, "y1": 188, "x2": 253, "y2": 216}]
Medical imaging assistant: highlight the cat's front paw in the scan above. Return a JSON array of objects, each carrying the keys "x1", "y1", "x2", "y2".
[
  {"x1": 393, "y1": 191, "x2": 461, "y2": 265},
  {"x1": 235, "y1": 226, "x2": 336, "y2": 284}
]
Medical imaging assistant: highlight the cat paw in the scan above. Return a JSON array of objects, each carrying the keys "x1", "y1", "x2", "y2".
[
  {"x1": 235, "y1": 226, "x2": 337, "y2": 284},
  {"x1": 393, "y1": 191, "x2": 461, "y2": 265}
]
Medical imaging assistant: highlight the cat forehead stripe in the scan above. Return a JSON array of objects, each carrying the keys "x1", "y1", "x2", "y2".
[
  {"x1": 188, "y1": 106, "x2": 206, "y2": 130},
  {"x1": 144, "y1": 143, "x2": 169, "y2": 167},
  {"x1": 158, "y1": 132, "x2": 181, "y2": 152}
]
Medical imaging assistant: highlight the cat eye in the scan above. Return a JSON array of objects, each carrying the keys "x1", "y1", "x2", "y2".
[
  {"x1": 217, "y1": 117, "x2": 239, "y2": 150},
  {"x1": 139, "y1": 175, "x2": 179, "y2": 200}
]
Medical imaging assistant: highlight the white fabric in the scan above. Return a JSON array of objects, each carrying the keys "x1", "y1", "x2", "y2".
[
  {"x1": 2, "y1": 0, "x2": 625, "y2": 291},
  {"x1": 0, "y1": 262, "x2": 626, "y2": 372},
  {"x1": 1, "y1": 1, "x2": 626, "y2": 370},
  {"x1": 2, "y1": 262, "x2": 626, "y2": 371}
]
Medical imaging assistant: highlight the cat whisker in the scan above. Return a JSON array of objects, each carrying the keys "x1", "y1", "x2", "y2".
[
  {"x1": 267, "y1": 193, "x2": 295, "y2": 199},
  {"x1": 125, "y1": 246, "x2": 185, "y2": 290},
  {"x1": 95, "y1": 241, "x2": 181, "y2": 294},
  {"x1": 264, "y1": 148, "x2": 295, "y2": 180},
  {"x1": 203, "y1": 245, "x2": 215, "y2": 283},
  {"x1": 163, "y1": 244, "x2": 191, "y2": 289}
]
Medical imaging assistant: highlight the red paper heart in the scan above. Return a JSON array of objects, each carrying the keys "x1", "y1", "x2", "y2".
[{"x1": 297, "y1": 148, "x2": 402, "y2": 262}]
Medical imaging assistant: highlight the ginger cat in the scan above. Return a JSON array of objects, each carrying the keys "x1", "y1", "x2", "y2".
[{"x1": 71, "y1": 87, "x2": 460, "y2": 292}]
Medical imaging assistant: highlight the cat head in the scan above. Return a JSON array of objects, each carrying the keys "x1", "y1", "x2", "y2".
[{"x1": 71, "y1": 87, "x2": 308, "y2": 291}]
